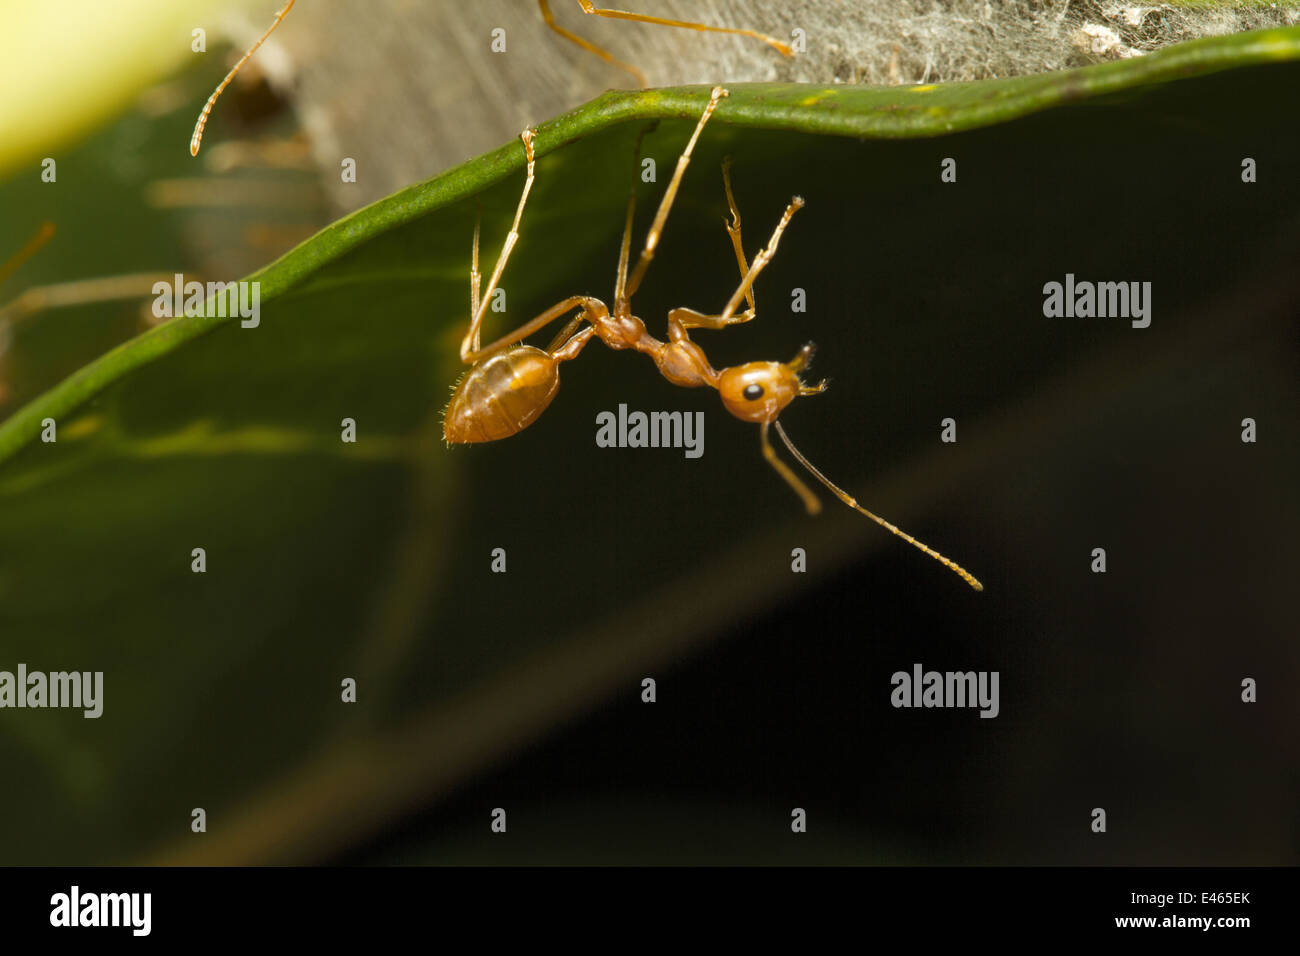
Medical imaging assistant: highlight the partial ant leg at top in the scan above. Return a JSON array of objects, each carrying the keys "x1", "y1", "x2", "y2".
[
  {"x1": 537, "y1": 0, "x2": 648, "y2": 87},
  {"x1": 537, "y1": 1, "x2": 794, "y2": 88}
]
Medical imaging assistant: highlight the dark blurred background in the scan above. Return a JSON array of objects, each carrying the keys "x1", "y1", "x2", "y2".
[{"x1": 331, "y1": 64, "x2": 1300, "y2": 865}]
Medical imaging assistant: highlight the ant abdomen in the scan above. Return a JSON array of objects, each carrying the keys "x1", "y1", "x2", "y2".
[{"x1": 444, "y1": 346, "x2": 560, "y2": 443}]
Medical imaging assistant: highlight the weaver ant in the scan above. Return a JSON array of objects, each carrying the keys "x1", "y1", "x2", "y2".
[{"x1": 443, "y1": 87, "x2": 983, "y2": 591}]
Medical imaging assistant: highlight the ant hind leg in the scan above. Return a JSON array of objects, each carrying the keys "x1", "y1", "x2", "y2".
[
  {"x1": 463, "y1": 295, "x2": 603, "y2": 365},
  {"x1": 460, "y1": 128, "x2": 538, "y2": 363},
  {"x1": 469, "y1": 202, "x2": 482, "y2": 350}
]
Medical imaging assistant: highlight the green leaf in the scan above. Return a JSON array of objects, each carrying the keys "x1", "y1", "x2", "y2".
[
  {"x1": 2, "y1": 27, "x2": 1297, "y2": 863},
  {"x1": 5, "y1": 25, "x2": 1300, "y2": 463}
]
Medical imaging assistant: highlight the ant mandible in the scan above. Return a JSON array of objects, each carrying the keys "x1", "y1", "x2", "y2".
[{"x1": 443, "y1": 87, "x2": 984, "y2": 591}]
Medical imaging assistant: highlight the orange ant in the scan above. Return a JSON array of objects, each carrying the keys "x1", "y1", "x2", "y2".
[
  {"x1": 189, "y1": 0, "x2": 791, "y2": 155},
  {"x1": 443, "y1": 87, "x2": 983, "y2": 591}
]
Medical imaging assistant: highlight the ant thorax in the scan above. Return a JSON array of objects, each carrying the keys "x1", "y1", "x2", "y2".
[{"x1": 590, "y1": 310, "x2": 649, "y2": 351}]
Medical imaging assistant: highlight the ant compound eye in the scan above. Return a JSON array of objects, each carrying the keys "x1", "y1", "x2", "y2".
[{"x1": 743, "y1": 384, "x2": 765, "y2": 401}]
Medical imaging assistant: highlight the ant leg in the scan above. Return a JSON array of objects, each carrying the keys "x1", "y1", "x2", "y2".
[
  {"x1": 460, "y1": 128, "x2": 538, "y2": 362},
  {"x1": 720, "y1": 155, "x2": 755, "y2": 315},
  {"x1": 462, "y1": 295, "x2": 604, "y2": 365},
  {"x1": 664, "y1": 157, "x2": 760, "y2": 336},
  {"x1": 469, "y1": 202, "x2": 482, "y2": 350},
  {"x1": 570, "y1": 2, "x2": 794, "y2": 59},
  {"x1": 622, "y1": 87, "x2": 728, "y2": 305},
  {"x1": 550, "y1": 323, "x2": 597, "y2": 362},
  {"x1": 538, "y1": 0, "x2": 647, "y2": 87},
  {"x1": 759, "y1": 421, "x2": 822, "y2": 516},
  {"x1": 714, "y1": 195, "x2": 804, "y2": 324},
  {"x1": 666, "y1": 305, "x2": 751, "y2": 335},
  {"x1": 545, "y1": 313, "x2": 586, "y2": 353},
  {"x1": 612, "y1": 122, "x2": 662, "y2": 311},
  {"x1": 612, "y1": 189, "x2": 637, "y2": 311},
  {"x1": 667, "y1": 190, "x2": 804, "y2": 338}
]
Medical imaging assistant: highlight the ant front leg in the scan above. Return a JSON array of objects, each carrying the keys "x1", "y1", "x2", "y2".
[
  {"x1": 715, "y1": 194, "x2": 804, "y2": 324},
  {"x1": 667, "y1": 188, "x2": 805, "y2": 340},
  {"x1": 664, "y1": 158, "x2": 761, "y2": 337}
]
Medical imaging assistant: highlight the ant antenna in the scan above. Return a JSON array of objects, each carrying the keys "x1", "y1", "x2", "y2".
[
  {"x1": 772, "y1": 420, "x2": 984, "y2": 591},
  {"x1": 0, "y1": 222, "x2": 55, "y2": 286},
  {"x1": 190, "y1": 0, "x2": 296, "y2": 156}
]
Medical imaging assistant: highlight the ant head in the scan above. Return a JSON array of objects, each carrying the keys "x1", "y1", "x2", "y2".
[{"x1": 718, "y1": 342, "x2": 826, "y2": 424}]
